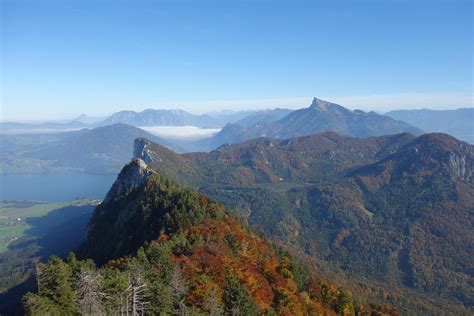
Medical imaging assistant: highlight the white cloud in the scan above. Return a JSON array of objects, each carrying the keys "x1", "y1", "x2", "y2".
[{"x1": 140, "y1": 126, "x2": 221, "y2": 140}]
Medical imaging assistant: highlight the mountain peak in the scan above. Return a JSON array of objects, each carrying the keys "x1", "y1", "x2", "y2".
[
  {"x1": 310, "y1": 97, "x2": 329, "y2": 109},
  {"x1": 309, "y1": 98, "x2": 352, "y2": 112}
]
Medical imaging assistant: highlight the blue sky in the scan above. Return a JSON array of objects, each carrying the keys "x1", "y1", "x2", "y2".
[{"x1": 1, "y1": 0, "x2": 472, "y2": 120}]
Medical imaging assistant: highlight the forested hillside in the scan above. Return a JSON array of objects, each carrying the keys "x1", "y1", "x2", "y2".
[
  {"x1": 133, "y1": 132, "x2": 474, "y2": 314},
  {"x1": 23, "y1": 159, "x2": 396, "y2": 315}
]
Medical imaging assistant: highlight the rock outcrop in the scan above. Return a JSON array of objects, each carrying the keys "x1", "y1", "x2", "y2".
[
  {"x1": 103, "y1": 158, "x2": 154, "y2": 203},
  {"x1": 133, "y1": 138, "x2": 154, "y2": 163}
]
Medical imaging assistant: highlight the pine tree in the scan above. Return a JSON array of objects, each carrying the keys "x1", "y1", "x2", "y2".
[
  {"x1": 23, "y1": 257, "x2": 78, "y2": 315},
  {"x1": 204, "y1": 288, "x2": 224, "y2": 316},
  {"x1": 223, "y1": 272, "x2": 259, "y2": 316},
  {"x1": 337, "y1": 289, "x2": 354, "y2": 316}
]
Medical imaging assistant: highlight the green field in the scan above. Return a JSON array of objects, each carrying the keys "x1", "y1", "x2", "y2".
[{"x1": 0, "y1": 199, "x2": 97, "y2": 253}]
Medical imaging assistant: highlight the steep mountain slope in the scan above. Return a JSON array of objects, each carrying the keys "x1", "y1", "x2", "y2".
[
  {"x1": 211, "y1": 98, "x2": 422, "y2": 149},
  {"x1": 386, "y1": 108, "x2": 474, "y2": 143},
  {"x1": 133, "y1": 132, "x2": 474, "y2": 314},
  {"x1": 343, "y1": 134, "x2": 473, "y2": 297},
  {"x1": 23, "y1": 159, "x2": 396, "y2": 315},
  {"x1": 27, "y1": 124, "x2": 180, "y2": 173},
  {"x1": 100, "y1": 109, "x2": 220, "y2": 128}
]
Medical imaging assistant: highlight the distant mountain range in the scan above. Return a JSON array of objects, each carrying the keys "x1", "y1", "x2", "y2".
[
  {"x1": 99, "y1": 108, "x2": 295, "y2": 129},
  {"x1": 99, "y1": 109, "x2": 221, "y2": 128},
  {"x1": 0, "y1": 108, "x2": 280, "y2": 134},
  {"x1": 133, "y1": 132, "x2": 474, "y2": 314},
  {"x1": 386, "y1": 108, "x2": 474, "y2": 143},
  {"x1": 3, "y1": 99, "x2": 472, "y2": 148},
  {"x1": 211, "y1": 98, "x2": 423, "y2": 148},
  {"x1": 1, "y1": 98, "x2": 471, "y2": 174}
]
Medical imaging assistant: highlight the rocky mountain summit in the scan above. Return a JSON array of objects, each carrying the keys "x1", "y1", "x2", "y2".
[{"x1": 103, "y1": 158, "x2": 155, "y2": 202}]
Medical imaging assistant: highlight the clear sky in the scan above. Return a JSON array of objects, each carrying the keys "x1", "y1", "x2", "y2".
[{"x1": 1, "y1": 0, "x2": 473, "y2": 120}]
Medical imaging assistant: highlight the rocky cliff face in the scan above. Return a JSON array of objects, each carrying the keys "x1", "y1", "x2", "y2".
[
  {"x1": 133, "y1": 138, "x2": 154, "y2": 163},
  {"x1": 82, "y1": 158, "x2": 157, "y2": 262},
  {"x1": 80, "y1": 156, "x2": 220, "y2": 264},
  {"x1": 103, "y1": 158, "x2": 154, "y2": 203}
]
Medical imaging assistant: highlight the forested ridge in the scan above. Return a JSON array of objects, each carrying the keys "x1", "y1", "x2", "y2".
[{"x1": 23, "y1": 160, "x2": 396, "y2": 315}]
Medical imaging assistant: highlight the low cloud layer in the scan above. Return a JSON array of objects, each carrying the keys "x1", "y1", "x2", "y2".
[{"x1": 141, "y1": 126, "x2": 221, "y2": 140}]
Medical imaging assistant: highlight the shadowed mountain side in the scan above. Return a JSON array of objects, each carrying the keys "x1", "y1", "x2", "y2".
[{"x1": 0, "y1": 204, "x2": 95, "y2": 315}]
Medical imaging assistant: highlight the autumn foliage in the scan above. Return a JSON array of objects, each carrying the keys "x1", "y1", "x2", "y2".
[{"x1": 23, "y1": 168, "x2": 399, "y2": 315}]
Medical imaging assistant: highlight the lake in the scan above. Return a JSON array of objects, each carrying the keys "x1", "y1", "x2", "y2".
[{"x1": 0, "y1": 173, "x2": 117, "y2": 202}]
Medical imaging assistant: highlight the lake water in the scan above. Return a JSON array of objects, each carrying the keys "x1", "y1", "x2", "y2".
[{"x1": 0, "y1": 173, "x2": 117, "y2": 202}]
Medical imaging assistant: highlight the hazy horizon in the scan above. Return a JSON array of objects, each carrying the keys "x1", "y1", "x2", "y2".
[{"x1": 2, "y1": 94, "x2": 473, "y2": 123}]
